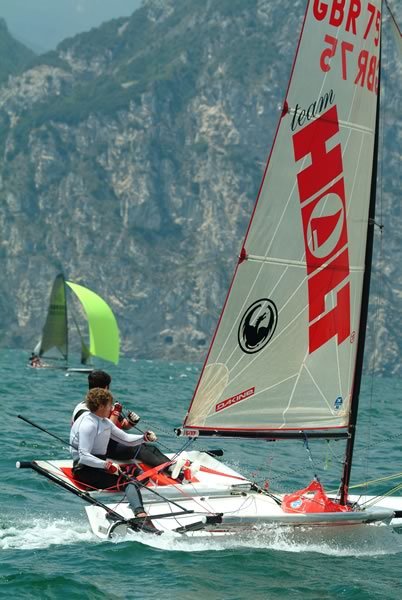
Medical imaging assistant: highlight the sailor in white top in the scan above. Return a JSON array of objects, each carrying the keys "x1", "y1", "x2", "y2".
[
  {"x1": 70, "y1": 388, "x2": 152, "y2": 517},
  {"x1": 70, "y1": 411, "x2": 144, "y2": 469}
]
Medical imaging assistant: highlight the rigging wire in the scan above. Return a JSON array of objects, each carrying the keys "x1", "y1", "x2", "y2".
[
  {"x1": 241, "y1": 424, "x2": 402, "y2": 497},
  {"x1": 302, "y1": 433, "x2": 320, "y2": 482},
  {"x1": 134, "y1": 406, "x2": 402, "y2": 498},
  {"x1": 358, "y1": 22, "x2": 387, "y2": 504}
]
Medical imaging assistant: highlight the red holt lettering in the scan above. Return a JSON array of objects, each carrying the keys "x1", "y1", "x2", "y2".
[{"x1": 292, "y1": 105, "x2": 351, "y2": 353}]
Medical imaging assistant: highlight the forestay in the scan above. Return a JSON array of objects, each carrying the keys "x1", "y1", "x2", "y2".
[{"x1": 184, "y1": 0, "x2": 382, "y2": 435}]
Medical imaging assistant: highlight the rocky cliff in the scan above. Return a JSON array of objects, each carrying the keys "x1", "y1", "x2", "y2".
[{"x1": 0, "y1": 0, "x2": 401, "y2": 374}]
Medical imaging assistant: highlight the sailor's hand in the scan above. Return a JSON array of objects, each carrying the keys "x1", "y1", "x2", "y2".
[
  {"x1": 127, "y1": 411, "x2": 140, "y2": 426},
  {"x1": 105, "y1": 460, "x2": 122, "y2": 475},
  {"x1": 145, "y1": 430, "x2": 157, "y2": 442},
  {"x1": 110, "y1": 402, "x2": 123, "y2": 418}
]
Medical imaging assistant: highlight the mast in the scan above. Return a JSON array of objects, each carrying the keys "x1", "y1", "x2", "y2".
[
  {"x1": 340, "y1": 45, "x2": 382, "y2": 505},
  {"x1": 64, "y1": 275, "x2": 69, "y2": 364},
  {"x1": 70, "y1": 309, "x2": 91, "y2": 365}
]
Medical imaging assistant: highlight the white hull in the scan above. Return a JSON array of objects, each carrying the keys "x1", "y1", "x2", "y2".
[
  {"x1": 25, "y1": 452, "x2": 400, "y2": 540},
  {"x1": 347, "y1": 495, "x2": 402, "y2": 529},
  {"x1": 80, "y1": 451, "x2": 398, "y2": 540},
  {"x1": 86, "y1": 491, "x2": 395, "y2": 541}
]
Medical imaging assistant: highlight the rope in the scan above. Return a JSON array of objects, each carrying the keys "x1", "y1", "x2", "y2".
[
  {"x1": 46, "y1": 460, "x2": 122, "y2": 494},
  {"x1": 237, "y1": 431, "x2": 402, "y2": 498},
  {"x1": 303, "y1": 433, "x2": 319, "y2": 482},
  {"x1": 121, "y1": 401, "x2": 402, "y2": 501},
  {"x1": 348, "y1": 471, "x2": 402, "y2": 490},
  {"x1": 353, "y1": 482, "x2": 402, "y2": 510},
  {"x1": 119, "y1": 407, "x2": 177, "y2": 453},
  {"x1": 135, "y1": 407, "x2": 402, "y2": 502}
]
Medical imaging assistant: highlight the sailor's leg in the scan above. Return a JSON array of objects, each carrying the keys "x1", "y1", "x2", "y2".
[
  {"x1": 107, "y1": 439, "x2": 140, "y2": 461},
  {"x1": 72, "y1": 465, "x2": 118, "y2": 489},
  {"x1": 125, "y1": 482, "x2": 145, "y2": 516},
  {"x1": 136, "y1": 443, "x2": 170, "y2": 467}
]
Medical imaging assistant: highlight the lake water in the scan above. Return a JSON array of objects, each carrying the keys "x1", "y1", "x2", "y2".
[{"x1": 1, "y1": 349, "x2": 402, "y2": 599}]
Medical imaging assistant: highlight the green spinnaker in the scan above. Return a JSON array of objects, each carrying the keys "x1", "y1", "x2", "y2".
[{"x1": 66, "y1": 281, "x2": 120, "y2": 365}]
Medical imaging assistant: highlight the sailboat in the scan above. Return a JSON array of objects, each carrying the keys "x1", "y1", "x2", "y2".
[
  {"x1": 18, "y1": 0, "x2": 402, "y2": 539},
  {"x1": 30, "y1": 273, "x2": 120, "y2": 372}
]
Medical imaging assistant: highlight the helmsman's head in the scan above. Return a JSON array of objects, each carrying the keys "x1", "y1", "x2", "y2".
[{"x1": 88, "y1": 370, "x2": 111, "y2": 390}]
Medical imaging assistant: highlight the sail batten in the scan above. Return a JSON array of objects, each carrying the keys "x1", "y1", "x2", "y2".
[{"x1": 183, "y1": 0, "x2": 382, "y2": 437}]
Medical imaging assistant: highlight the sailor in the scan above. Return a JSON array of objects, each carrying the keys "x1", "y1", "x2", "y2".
[
  {"x1": 29, "y1": 353, "x2": 42, "y2": 367},
  {"x1": 70, "y1": 387, "x2": 150, "y2": 518},
  {"x1": 71, "y1": 370, "x2": 176, "y2": 475}
]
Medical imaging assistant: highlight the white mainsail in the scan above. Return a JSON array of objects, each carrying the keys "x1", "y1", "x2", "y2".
[
  {"x1": 184, "y1": 0, "x2": 382, "y2": 434},
  {"x1": 34, "y1": 273, "x2": 68, "y2": 360}
]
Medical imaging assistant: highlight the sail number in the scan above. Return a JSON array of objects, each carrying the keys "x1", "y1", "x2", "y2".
[{"x1": 314, "y1": 0, "x2": 381, "y2": 93}]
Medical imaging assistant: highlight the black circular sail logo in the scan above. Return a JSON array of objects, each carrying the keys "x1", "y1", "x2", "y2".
[{"x1": 238, "y1": 299, "x2": 278, "y2": 354}]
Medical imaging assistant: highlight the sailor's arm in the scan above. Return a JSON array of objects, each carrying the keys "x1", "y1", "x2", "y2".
[
  {"x1": 109, "y1": 421, "x2": 156, "y2": 444},
  {"x1": 109, "y1": 402, "x2": 140, "y2": 430},
  {"x1": 109, "y1": 420, "x2": 145, "y2": 445}
]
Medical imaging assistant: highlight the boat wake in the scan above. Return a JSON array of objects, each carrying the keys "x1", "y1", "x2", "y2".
[
  {"x1": 111, "y1": 522, "x2": 402, "y2": 557},
  {"x1": 0, "y1": 516, "x2": 96, "y2": 551},
  {"x1": 2, "y1": 512, "x2": 401, "y2": 556}
]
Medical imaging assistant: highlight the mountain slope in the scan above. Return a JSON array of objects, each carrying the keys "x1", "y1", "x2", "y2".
[
  {"x1": 0, "y1": 0, "x2": 401, "y2": 375},
  {"x1": 0, "y1": 18, "x2": 35, "y2": 84}
]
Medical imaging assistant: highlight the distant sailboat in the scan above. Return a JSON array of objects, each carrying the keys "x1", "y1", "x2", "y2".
[{"x1": 31, "y1": 274, "x2": 119, "y2": 371}]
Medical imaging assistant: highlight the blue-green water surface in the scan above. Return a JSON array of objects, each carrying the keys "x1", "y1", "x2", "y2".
[{"x1": 1, "y1": 349, "x2": 402, "y2": 599}]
